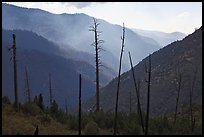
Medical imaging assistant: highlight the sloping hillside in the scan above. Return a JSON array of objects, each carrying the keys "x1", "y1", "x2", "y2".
[{"x1": 84, "y1": 27, "x2": 202, "y2": 116}]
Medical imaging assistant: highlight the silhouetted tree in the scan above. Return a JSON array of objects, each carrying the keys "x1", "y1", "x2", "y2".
[
  {"x1": 38, "y1": 93, "x2": 44, "y2": 110},
  {"x1": 144, "y1": 54, "x2": 152, "y2": 135},
  {"x1": 89, "y1": 18, "x2": 104, "y2": 112},
  {"x1": 49, "y1": 73, "x2": 53, "y2": 106},
  {"x1": 65, "y1": 98, "x2": 68, "y2": 115},
  {"x1": 113, "y1": 23, "x2": 125, "y2": 135},
  {"x1": 33, "y1": 94, "x2": 44, "y2": 111},
  {"x1": 9, "y1": 34, "x2": 19, "y2": 112}
]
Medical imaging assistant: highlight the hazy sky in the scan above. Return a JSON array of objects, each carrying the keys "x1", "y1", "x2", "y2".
[{"x1": 3, "y1": 2, "x2": 202, "y2": 35}]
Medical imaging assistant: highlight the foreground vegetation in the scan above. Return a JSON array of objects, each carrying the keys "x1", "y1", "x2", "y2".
[{"x1": 2, "y1": 96, "x2": 202, "y2": 135}]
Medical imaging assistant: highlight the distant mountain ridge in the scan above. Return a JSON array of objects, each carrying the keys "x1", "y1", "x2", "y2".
[
  {"x1": 131, "y1": 28, "x2": 186, "y2": 47},
  {"x1": 2, "y1": 3, "x2": 162, "y2": 73}
]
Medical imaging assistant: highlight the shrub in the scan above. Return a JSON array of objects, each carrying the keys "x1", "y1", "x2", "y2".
[
  {"x1": 38, "y1": 114, "x2": 51, "y2": 125},
  {"x1": 67, "y1": 115, "x2": 78, "y2": 130},
  {"x1": 84, "y1": 121, "x2": 99, "y2": 135},
  {"x1": 21, "y1": 102, "x2": 42, "y2": 116},
  {"x1": 121, "y1": 120, "x2": 141, "y2": 135},
  {"x1": 91, "y1": 111, "x2": 106, "y2": 128},
  {"x1": 2, "y1": 96, "x2": 11, "y2": 104}
]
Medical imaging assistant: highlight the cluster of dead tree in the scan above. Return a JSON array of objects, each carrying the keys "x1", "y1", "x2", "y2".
[{"x1": 9, "y1": 18, "x2": 198, "y2": 135}]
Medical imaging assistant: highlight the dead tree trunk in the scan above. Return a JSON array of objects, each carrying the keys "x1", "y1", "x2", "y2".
[
  {"x1": 145, "y1": 54, "x2": 152, "y2": 135},
  {"x1": 49, "y1": 73, "x2": 53, "y2": 106},
  {"x1": 25, "y1": 65, "x2": 31, "y2": 102},
  {"x1": 78, "y1": 74, "x2": 82, "y2": 135},
  {"x1": 129, "y1": 91, "x2": 132, "y2": 114},
  {"x1": 65, "y1": 98, "x2": 68, "y2": 115},
  {"x1": 128, "y1": 51, "x2": 145, "y2": 133},
  {"x1": 12, "y1": 34, "x2": 19, "y2": 112},
  {"x1": 113, "y1": 23, "x2": 125, "y2": 135},
  {"x1": 137, "y1": 80, "x2": 141, "y2": 114},
  {"x1": 89, "y1": 18, "x2": 104, "y2": 112}
]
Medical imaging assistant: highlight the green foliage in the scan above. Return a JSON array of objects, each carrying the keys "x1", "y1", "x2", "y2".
[
  {"x1": 122, "y1": 113, "x2": 142, "y2": 135},
  {"x1": 84, "y1": 120, "x2": 99, "y2": 135},
  {"x1": 55, "y1": 109, "x2": 68, "y2": 124},
  {"x1": 2, "y1": 96, "x2": 11, "y2": 104},
  {"x1": 50, "y1": 100, "x2": 58, "y2": 118},
  {"x1": 171, "y1": 115, "x2": 192, "y2": 134},
  {"x1": 103, "y1": 112, "x2": 114, "y2": 129},
  {"x1": 12, "y1": 95, "x2": 200, "y2": 135},
  {"x1": 33, "y1": 94, "x2": 44, "y2": 111},
  {"x1": 121, "y1": 119, "x2": 141, "y2": 135},
  {"x1": 81, "y1": 113, "x2": 92, "y2": 129},
  {"x1": 149, "y1": 116, "x2": 173, "y2": 135},
  {"x1": 90, "y1": 111, "x2": 106, "y2": 128},
  {"x1": 21, "y1": 102, "x2": 42, "y2": 116},
  {"x1": 66, "y1": 115, "x2": 78, "y2": 130},
  {"x1": 38, "y1": 113, "x2": 51, "y2": 125}
]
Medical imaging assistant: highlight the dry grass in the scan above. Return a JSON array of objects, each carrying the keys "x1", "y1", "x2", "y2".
[{"x1": 2, "y1": 103, "x2": 72, "y2": 135}]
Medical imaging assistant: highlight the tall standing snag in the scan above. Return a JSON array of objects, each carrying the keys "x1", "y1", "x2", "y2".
[
  {"x1": 11, "y1": 34, "x2": 19, "y2": 112},
  {"x1": 89, "y1": 18, "x2": 104, "y2": 112},
  {"x1": 25, "y1": 65, "x2": 31, "y2": 102},
  {"x1": 78, "y1": 74, "x2": 82, "y2": 135},
  {"x1": 65, "y1": 98, "x2": 68, "y2": 115},
  {"x1": 128, "y1": 51, "x2": 145, "y2": 133},
  {"x1": 113, "y1": 23, "x2": 125, "y2": 135},
  {"x1": 144, "y1": 54, "x2": 152, "y2": 135},
  {"x1": 49, "y1": 73, "x2": 53, "y2": 106}
]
